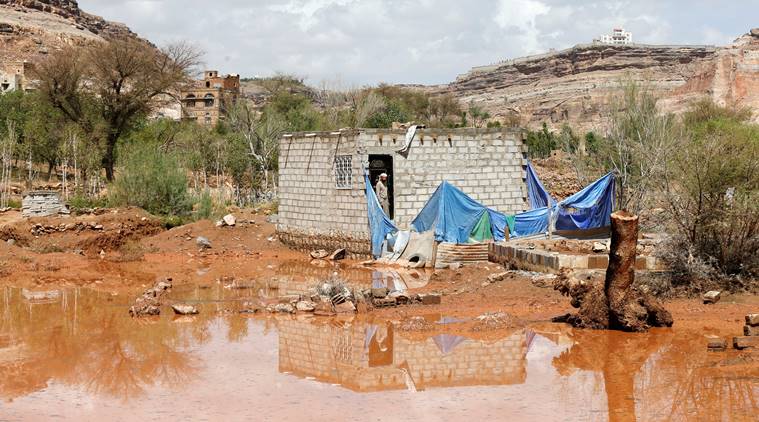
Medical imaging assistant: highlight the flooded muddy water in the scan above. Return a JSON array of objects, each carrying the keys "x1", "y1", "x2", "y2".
[{"x1": 1, "y1": 285, "x2": 757, "y2": 421}]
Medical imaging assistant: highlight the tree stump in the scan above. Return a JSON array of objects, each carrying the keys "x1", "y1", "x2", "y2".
[{"x1": 553, "y1": 211, "x2": 673, "y2": 331}]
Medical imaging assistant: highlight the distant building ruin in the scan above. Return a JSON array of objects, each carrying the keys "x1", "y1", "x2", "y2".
[
  {"x1": 0, "y1": 61, "x2": 35, "y2": 93},
  {"x1": 180, "y1": 70, "x2": 240, "y2": 126},
  {"x1": 276, "y1": 128, "x2": 528, "y2": 257},
  {"x1": 594, "y1": 28, "x2": 633, "y2": 45}
]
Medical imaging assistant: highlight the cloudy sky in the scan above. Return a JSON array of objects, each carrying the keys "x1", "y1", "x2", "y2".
[{"x1": 79, "y1": 0, "x2": 756, "y2": 86}]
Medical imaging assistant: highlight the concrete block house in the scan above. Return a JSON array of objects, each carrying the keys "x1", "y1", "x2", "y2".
[{"x1": 276, "y1": 128, "x2": 529, "y2": 257}]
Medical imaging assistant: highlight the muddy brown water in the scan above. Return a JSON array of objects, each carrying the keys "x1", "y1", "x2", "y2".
[{"x1": 1, "y1": 285, "x2": 757, "y2": 422}]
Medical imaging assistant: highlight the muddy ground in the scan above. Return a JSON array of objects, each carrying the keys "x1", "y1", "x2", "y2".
[
  {"x1": 1, "y1": 208, "x2": 758, "y2": 421},
  {"x1": 0, "y1": 207, "x2": 756, "y2": 335}
]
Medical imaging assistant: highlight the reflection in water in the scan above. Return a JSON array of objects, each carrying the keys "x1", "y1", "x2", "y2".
[
  {"x1": 1, "y1": 285, "x2": 757, "y2": 421},
  {"x1": 553, "y1": 329, "x2": 759, "y2": 422},
  {"x1": 277, "y1": 318, "x2": 529, "y2": 392}
]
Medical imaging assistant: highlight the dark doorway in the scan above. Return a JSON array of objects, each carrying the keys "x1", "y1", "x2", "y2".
[{"x1": 368, "y1": 154, "x2": 394, "y2": 219}]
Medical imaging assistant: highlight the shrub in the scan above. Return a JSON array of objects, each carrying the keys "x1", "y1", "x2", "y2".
[
  {"x1": 661, "y1": 105, "x2": 759, "y2": 285},
  {"x1": 525, "y1": 123, "x2": 557, "y2": 158},
  {"x1": 111, "y1": 143, "x2": 191, "y2": 216}
]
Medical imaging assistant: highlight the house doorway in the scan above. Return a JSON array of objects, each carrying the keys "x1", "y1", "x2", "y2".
[{"x1": 369, "y1": 154, "x2": 394, "y2": 219}]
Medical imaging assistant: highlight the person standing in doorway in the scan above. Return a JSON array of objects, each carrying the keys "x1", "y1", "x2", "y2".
[{"x1": 375, "y1": 173, "x2": 390, "y2": 217}]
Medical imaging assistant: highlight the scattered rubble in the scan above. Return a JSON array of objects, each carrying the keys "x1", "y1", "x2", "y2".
[
  {"x1": 129, "y1": 278, "x2": 172, "y2": 317},
  {"x1": 730, "y1": 313, "x2": 759, "y2": 350}
]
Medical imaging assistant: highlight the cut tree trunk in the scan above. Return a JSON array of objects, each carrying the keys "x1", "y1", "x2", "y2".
[{"x1": 553, "y1": 210, "x2": 673, "y2": 331}]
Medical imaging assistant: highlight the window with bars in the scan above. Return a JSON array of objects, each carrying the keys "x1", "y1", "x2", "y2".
[{"x1": 334, "y1": 155, "x2": 352, "y2": 189}]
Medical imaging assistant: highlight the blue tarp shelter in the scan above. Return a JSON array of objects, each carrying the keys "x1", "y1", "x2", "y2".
[
  {"x1": 526, "y1": 161, "x2": 555, "y2": 209},
  {"x1": 364, "y1": 172, "x2": 398, "y2": 257},
  {"x1": 411, "y1": 181, "x2": 508, "y2": 244},
  {"x1": 512, "y1": 170, "x2": 616, "y2": 238},
  {"x1": 555, "y1": 172, "x2": 615, "y2": 231}
]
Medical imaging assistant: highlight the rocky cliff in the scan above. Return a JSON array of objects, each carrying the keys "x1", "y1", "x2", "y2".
[
  {"x1": 436, "y1": 29, "x2": 759, "y2": 132},
  {"x1": 0, "y1": 0, "x2": 140, "y2": 63}
]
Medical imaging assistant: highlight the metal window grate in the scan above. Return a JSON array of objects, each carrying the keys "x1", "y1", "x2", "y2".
[{"x1": 334, "y1": 155, "x2": 352, "y2": 189}]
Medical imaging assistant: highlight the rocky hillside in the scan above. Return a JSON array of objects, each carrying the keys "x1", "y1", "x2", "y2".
[
  {"x1": 0, "y1": 0, "x2": 140, "y2": 63},
  {"x1": 435, "y1": 29, "x2": 759, "y2": 133}
]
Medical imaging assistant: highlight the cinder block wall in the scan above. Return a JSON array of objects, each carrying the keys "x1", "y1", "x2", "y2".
[
  {"x1": 276, "y1": 128, "x2": 527, "y2": 256},
  {"x1": 360, "y1": 128, "x2": 527, "y2": 226}
]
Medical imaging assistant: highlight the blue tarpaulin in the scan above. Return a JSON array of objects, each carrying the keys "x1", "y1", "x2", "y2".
[
  {"x1": 365, "y1": 172, "x2": 398, "y2": 257},
  {"x1": 411, "y1": 181, "x2": 507, "y2": 243},
  {"x1": 511, "y1": 170, "x2": 616, "y2": 238},
  {"x1": 556, "y1": 172, "x2": 615, "y2": 231},
  {"x1": 513, "y1": 207, "x2": 550, "y2": 237},
  {"x1": 526, "y1": 161, "x2": 555, "y2": 209}
]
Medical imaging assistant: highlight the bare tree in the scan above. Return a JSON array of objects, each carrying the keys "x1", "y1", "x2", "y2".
[
  {"x1": 0, "y1": 121, "x2": 16, "y2": 208},
  {"x1": 603, "y1": 80, "x2": 677, "y2": 213},
  {"x1": 35, "y1": 40, "x2": 202, "y2": 181},
  {"x1": 226, "y1": 101, "x2": 284, "y2": 190}
]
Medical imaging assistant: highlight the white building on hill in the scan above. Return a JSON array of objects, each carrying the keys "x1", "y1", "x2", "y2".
[{"x1": 595, "y1": 28, "x2": 633, "y2": 45}]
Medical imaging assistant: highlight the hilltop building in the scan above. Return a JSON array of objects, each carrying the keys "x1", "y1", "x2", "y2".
[
  {"x1": 0, "y1": 61, "x2": 35, "y2": 93},
  {"x1": 180, "y1": 70, "x2": 240, "y2": 126},
  {"x1": 594, "y1": 28, "x2": 633, "y2": 45}
]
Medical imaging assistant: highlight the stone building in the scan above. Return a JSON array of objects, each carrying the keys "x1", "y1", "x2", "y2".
[
  {"x1": 180, "y1": 70, "x2": 240, "y2": 126},
  {"x1": 0, "y1": 61, "x2": 35, "y2": 93},
  {"x1": 276, "y1": 128, "x2": 528, "y2": 256}
]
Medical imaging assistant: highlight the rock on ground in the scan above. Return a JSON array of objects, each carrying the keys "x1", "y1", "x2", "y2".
[{"x1": 171, "y1": 304, "x2": 199, "y2": 315}]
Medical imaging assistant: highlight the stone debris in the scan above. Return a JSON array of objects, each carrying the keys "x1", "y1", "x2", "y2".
[
  {"x1": 196, "y1": 236, "x2": 212, "y2": 250},
  {"x1": 171, "y1": 304, "x2": 199, "y2": 315},
  {"x1": 746, "y1": 314, "x2": 759, "y2": 326},
  {"x1": 129, "y1": 278, "x2": 173, "y2": 317},
  {"x1": 310, "y1": 249, "x2": 329, "y2": 259},
  {"x1": 328, "y1": 248, "x2": 346, "y2": 261},
  {"x1": 743, "y1": 325, "x2": 759, "y2": 337},
  {"x1": 592, "y1": 242, "x2": 608, "y2": 253},
  {"x1": 22, "y1": 191, "x2": 70, "y2": 218},
  {"x1": 296, "y1": 300, "x2": 316, "y2": 312},
  {"x1": 222, "y1": 214, "x2": 237, "y2": 226},
  {"x1": 372, "y1": 297, "x2": 397, "y2": 308},
  {"x1": 267, "y1": 303, "x2": 295, "y2": 314},
  {"x1": 487, "y1": 272, "x2": 509, "y2": 283},
  {"x1": 371, "y1": 287, "x2": 388, "y2": 298},
  {"x1": 703, "y1": 291, "x2": 721, "y2": 304},
  {"x1": 706, "y1": 337, "x2": 727, "y2": 352},
  {"x1": 419, "y1": 293, "x2": 441, "y2": 305},
  {"x1": 733, "y1": 336, "x2": 759, "y2": 350}
]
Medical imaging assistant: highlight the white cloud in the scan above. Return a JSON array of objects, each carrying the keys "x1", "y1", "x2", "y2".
[
  {"x1": 494, "y1": 0, "x2": 551, "y2": 54},
  {"x1": 77, "y1": 0, "x2": 757, "y2": 85}
]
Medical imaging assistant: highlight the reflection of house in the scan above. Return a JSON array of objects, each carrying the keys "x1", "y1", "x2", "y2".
[
  {"x1": 277, "y1": 319, "x2": 528, "y2": 392},
  {"x1": 0, "y1": 61, "x2": 35, "y2": 93},
  {"x1": 180, "y1": 70, "x2": 240, "y2": 126}
]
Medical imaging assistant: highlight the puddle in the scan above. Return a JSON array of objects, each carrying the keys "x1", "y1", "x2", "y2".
[{"x1": 0, "y1": 286, "x2": 757, "y2": 421}]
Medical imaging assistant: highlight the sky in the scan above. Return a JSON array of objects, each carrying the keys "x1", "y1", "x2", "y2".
[{"x1": 79, "y1": 0, "x2": 757, "y2": 86}]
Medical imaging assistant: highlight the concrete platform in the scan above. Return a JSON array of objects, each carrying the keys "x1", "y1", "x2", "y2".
[{"x1": 488, "y1": 243, "x2": 666, "y2": 273}]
